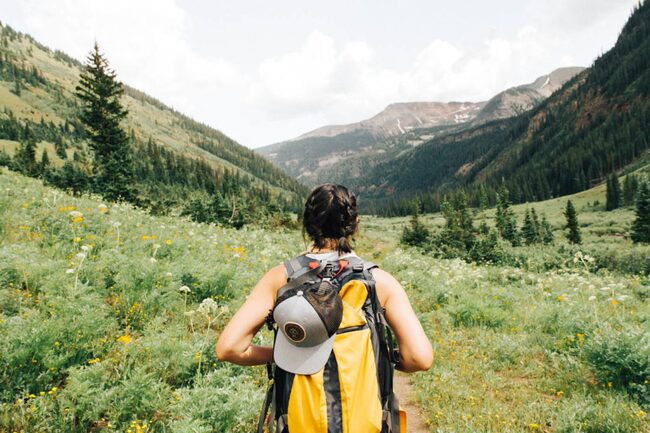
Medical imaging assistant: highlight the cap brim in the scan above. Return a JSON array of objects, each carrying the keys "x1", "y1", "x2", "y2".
[{"x1": 273, "y1": 330, "x2": 335, "y2": 375}]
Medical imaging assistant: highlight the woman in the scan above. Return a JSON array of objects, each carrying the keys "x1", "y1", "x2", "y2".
[{"x1": 216, "y1": 183, "x2": 432, "y2": 431}]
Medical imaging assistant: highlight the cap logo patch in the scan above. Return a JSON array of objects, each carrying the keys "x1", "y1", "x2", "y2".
[{"x1": 284, "y1": 322, "x2": 306, "y2": 343}]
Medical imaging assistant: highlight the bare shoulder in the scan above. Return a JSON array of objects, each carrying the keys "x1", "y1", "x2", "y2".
[{"x1": 369, "y1": 267, "x2": 403, "y2": 306}]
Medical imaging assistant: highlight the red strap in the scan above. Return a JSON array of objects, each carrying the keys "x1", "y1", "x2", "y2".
[
  {"x1": 331, "y1": 259, "x2": 348, "y2": 279},
  {"x1": 308, "y1": 261, "x2": 319, "y2": 269}
]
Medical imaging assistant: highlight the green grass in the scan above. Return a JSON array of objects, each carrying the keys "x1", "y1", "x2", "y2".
[{"x1": 0, "y1": 168, "x2": 649, "y2": 432}]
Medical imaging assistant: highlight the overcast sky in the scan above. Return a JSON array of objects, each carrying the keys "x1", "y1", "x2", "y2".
[{"x1": 0, "y1": 0, "x2": 640, "y2": 148}]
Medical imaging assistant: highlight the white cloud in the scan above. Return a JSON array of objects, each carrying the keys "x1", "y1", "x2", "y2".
[
  {"x1": 17, "y1": 0, "x2": 245, "y2": 128},
  {"x1": 247, "y1": 24, "x2": 577, "y2": 128},
  {"x1": 6, "y1": 0, "x2": 641, "y2": 147}
]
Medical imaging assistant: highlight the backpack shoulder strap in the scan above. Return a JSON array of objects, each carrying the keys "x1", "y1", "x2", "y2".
[{"x1": 283, "y1": 253, "x2": 315, "y2": 281}]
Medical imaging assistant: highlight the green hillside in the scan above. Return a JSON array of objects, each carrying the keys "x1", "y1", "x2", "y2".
[
  {"x1": 0, "y1": 21, "x2": 308, "y2": 216},
  {"x1": 361, "y1": 2, "x2": 650, "y2": 216},
  {"x1": 2, "y1": 161, "x2": 649, "y2": 432}
]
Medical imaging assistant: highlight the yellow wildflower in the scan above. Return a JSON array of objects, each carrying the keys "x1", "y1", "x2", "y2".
[
  {"x1": 117, "y1": 335, "x2": 133, "y2": 345},
  {"x1": 165, "y1": 239, "x2": 172, "y2": 245}
]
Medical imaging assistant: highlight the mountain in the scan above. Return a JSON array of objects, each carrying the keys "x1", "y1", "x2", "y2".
[
  {"x1": 257, "y1": 67, "x2": 583, "y2": 185},
  {"x1": 0, "y1": 21, "x2": 307, "y2": 215},
  {"x1": 358, "y1": 2, "x2": 650, "y2": 216}
]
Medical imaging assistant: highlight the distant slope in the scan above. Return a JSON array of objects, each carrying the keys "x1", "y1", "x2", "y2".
[
  {"x1": 257, "y1": 68, "x2": 583, "y2": 186},
  {"x1": 361, "y1": 2, "x2": 650, "y2": 215},
  {"x1": 0, "y1": 21, "x2": 307, "y2": 206}
]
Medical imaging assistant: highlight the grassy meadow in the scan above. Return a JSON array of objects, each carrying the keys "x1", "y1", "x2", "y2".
[{"x1": 1, "y1": 167, "x2": 650, "y2": 432}]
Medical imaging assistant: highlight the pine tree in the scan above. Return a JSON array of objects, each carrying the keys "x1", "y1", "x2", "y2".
[
  {"x1": 39, "y1": 149, "x2": 50, "y2": 175},
  {"x1": 631, "y1": 182, "x2": 650, "y2": 243},
  {"x1": 522, "y1": 208, "x2": 537, "y2": 245},
  {"x1": 606, "y1": 174, "x2": 621, "y2": 210},
  {"x1": 401, "y1": 198, "x2": 430, "y2": 247},
  {"x1": 531, "y1": 207, "x2": 542, "y2": 242},
  {"x1": 495, "y1": 185, "x2": 520, "y2": 246},
  {"x1": 541, "y1": 214, "x2": 554, "y2": 245},
  {"x1": 564, "y1": 200, "x2": 581, "y2": 244},
  {"x1": 75, "y1": 42, "x2": 135, "y2": 202},
  {"x1": 54, "y1": 134, "x2": 67, "y2": 159},
  {"x1": 14, "y1": 139, "x2": 37, "y2": 175},
  {"x1": 623, "y1": 174, "x2": 639, "y2": 206}
]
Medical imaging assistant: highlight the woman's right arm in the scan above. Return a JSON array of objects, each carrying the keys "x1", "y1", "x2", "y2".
[
  {"x1": 215, "y1": 263, "x2": 286, "y2": 365},
  {"x1": 371, "y1": 268, "x2": 433, "y2": 373}
]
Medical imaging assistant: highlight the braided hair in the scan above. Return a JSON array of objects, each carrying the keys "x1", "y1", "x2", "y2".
[{"x1": 302, "y1": 184, "x2": 359, "y2": 254}]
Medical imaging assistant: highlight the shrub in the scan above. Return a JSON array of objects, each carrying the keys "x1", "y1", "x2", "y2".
[{"x1": 582, "y1": 325, "x2": 650, "y2": 407}]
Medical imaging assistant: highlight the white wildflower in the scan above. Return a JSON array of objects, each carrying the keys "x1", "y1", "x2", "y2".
[
  {"x1": 80, "y1": 245, "x2": 91, "y2": 252},
  {"x1": 75, "y1": 253, "x2": 86, "y2": 260},
  {"x1": 69, "y1": 210, "x2": 83, "y2": 219},
  {"x1": 66, "y1": 268, "x2": 75, "y2": 274},
  {"x1": 197, "y1": 298, "x2": 220, "y2": 316},
  {"x1": 165, "y1": 272, "x2": 173, "y2": 278},
  {"x1": 588, "y1": 295, "x2": 596, "y2": 301},
  {"x1": 178, "y1": 285, "x2": 192, "y2": 294}
]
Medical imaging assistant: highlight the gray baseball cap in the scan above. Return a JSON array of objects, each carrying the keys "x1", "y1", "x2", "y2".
[{"x1": 273, "y1": 281, "x2": 343, "y2": 375}]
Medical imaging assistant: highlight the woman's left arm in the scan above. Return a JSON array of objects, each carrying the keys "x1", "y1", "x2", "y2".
[{"x1": 215, "y1": 263, "x2": 286, "y2": 366}]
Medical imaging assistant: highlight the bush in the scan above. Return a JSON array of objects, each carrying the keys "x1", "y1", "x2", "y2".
[
  {"x1": 553, "y1": 393, "x2": 649, "y2": 433},
  {"x1": 582, "y1": 325, "x2": 650, "y2": 407}
]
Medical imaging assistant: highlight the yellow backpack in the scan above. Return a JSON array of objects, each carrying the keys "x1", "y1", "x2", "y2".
[{"x1": 258, "y1": 254, "x2": 402, "y2": 433}]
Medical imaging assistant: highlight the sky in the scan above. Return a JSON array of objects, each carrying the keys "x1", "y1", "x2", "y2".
[{"x1": 0, "y1": 0, "x2": 641, "y2": 148}]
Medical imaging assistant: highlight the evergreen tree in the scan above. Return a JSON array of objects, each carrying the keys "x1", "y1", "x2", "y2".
[
  {"x1": 495, "y1": 185, "x2": 520, "y2": 246},
  {"x1": 14, "y1": 139, "x2": 37, "y2": 175},
  {"x1": 631, "y1": 182, "x2": 650, "y2": 243},
  {"x1": 531, "y1": 207, "x2": 542, "y2": 242},
  {"x1": 541, "y1": 214, "x2": 554, "y2": 245},
  {"x1": 75, "y1": 42, "x2": 135, "y2": 202},
  {"x1": 39, "y1": 149, "x2": 50, "y2": 175},
  {"x1": 623, "y1": 174, "x2": 639, "y2": 206},
  {"x1": 606, "y1": 174, "x2": 622, "y2": 210},
  {"x1": 522, "y1": 208, "x2": 537, "y2": 245},
  {"x1": 564, "y1": 200, "x2": 582, "y2": 244},
  {"x1": 54, "y1": 134, "x2": 67, "y2": 159},
  {"x1": 401, "y1": 198, "x2": 430, "y2": 247}
]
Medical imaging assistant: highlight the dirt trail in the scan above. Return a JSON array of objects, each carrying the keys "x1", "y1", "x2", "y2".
[{"x1": 393, "y1": 372, "x2": 429, "y2": 433}]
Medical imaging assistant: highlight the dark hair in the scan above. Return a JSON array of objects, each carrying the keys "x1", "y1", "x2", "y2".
[{"x1": 303, "y1": 184, "x2": 359, "y2": 254}]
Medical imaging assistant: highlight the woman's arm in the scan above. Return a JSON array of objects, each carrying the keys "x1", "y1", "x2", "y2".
[
  {"x1": 371, "y1": 268, "x2": 433, "y2": 373},
  {"x1": 215, "y1": 263, "x2": 286, "y2": 365}
]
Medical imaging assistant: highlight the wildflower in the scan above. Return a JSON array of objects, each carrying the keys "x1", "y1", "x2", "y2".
[
  {"x1": 610, "y1": 299, "x2": 620, "y2": 306},
  {"x1": 178, "y1": 285, "x2": 192, "y2": 294},
  {"x1": 75, "y1": 253, "x2": 86, "y2": 260},
  {"x1": 22, "y1": 203, "x2": 29, "y2": 209},
  {"x1": 165, "y1": 272, "x2": 173, "y2": 277},
  {"x1": 149, "y1": 257, "x2": 157, "y2": 263},
  {"x1": 153, "y1": 243, "x2": 161, "y2": 249},
  {"x1": 198, "y1": 298, "x2": 220, "y2": 316},
  {"x1": 142, "y1": 235, "x2": 150, "y2": 241},
  {"x1": 66, "y1": 268, "x2": 75, "y2": 274},
  {"x1": 80, "y1": 245, "x2": 91, "y2": 252},
  {"x1": 88, "y1": 357, "x2": 101, "y2": 364},
  {"x1": 557, "y1": 295, "x2": 567, "y2": 301},
  {"x1": 117, "y1": 335, "x2": 133, "y2": 345},
  {"x1": 528, "y1": 424, "x2": 540, "y2": 430},
  {"x1": 70, "y1": 210, "x2": 83, "y2": 218},
  {"x1": 98, "y1": 204, "x2": 109, "y2": 213},
  {"x1": 73, "y1": 237, "x2": 81, "y2": 243},
  {"x1": 72, "y1": 217, "x2": 84, "y2": 223},
  {"x1": 112, "y1": 221, "x2": 121, "y2": 228},
  {"x1": 54, "y1": 341, "x2": 60, "y2": 347},
  {"x1": 588, "y1": 295, "x2": 596, "y2": 301},
  {"x1": 165, "y1": 239, "x2": 172, "y2": 245}
]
